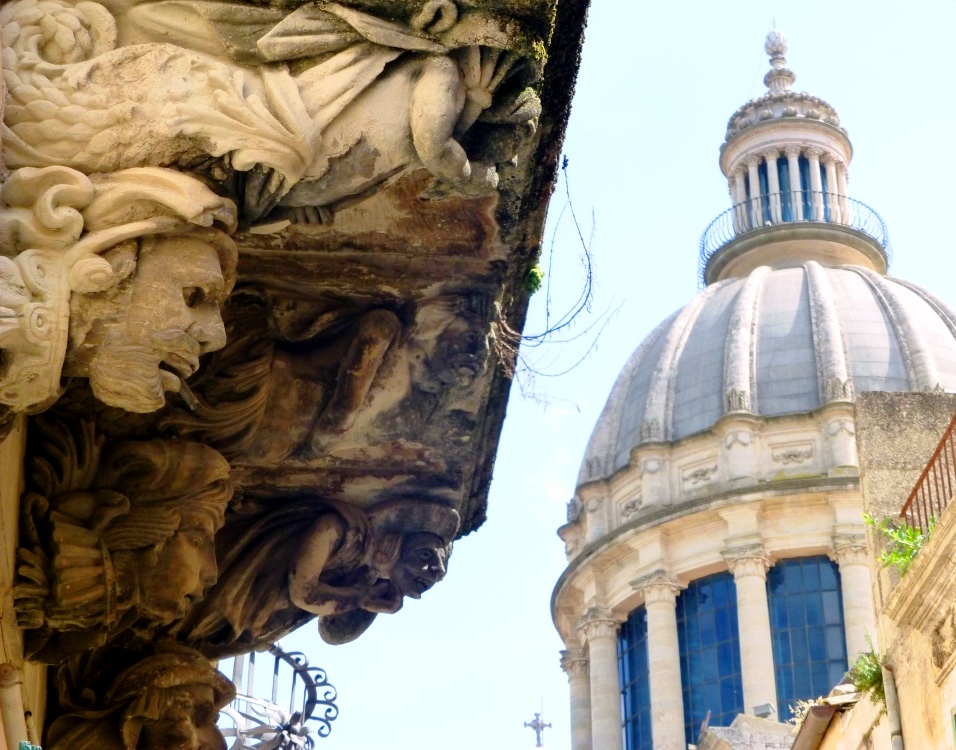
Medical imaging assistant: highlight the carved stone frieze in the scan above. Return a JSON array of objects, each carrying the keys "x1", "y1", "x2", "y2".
[
  {"x1": 771, "y1": 442, "x2": 814, "y2": 465},
  {"x1": 176, "y1": 496, "x2": 459, "y2": 656},
  {"x1": 14, "y1": 418, "x2": 232, "y2": 663},
  {"x1": 2, "y1": 0, "x2": 543, "y2": 222},
  {"x1": 0, "y1": 165, "x2": 236, "y2": 418}
]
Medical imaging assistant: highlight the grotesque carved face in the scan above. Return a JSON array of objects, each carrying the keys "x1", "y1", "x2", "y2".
[
  {"x1": 136, "y1": 509, "x2": 220, "y2": 625},
  {"x1": 136, "y1": 685, "x2": 226, "y2": 750},
  {"x1": 388, "y1": 532, "x2": 449, "y2": 599},
  {"x1": 73, "y1": 234, "x2": 229, "y2": 413}
]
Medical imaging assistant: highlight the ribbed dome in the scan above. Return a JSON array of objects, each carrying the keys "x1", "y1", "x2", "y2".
[{"x1": 579, "y1": 262, "x2": 956, "y2": 485}]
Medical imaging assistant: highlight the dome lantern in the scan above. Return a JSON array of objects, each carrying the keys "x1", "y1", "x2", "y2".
[{"x1": 700, "y1": 31, "x2": 890, "y2": 286}]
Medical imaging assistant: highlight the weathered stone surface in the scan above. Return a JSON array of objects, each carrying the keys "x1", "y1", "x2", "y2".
[{"x1": 0, "y1": 0, "x2": 588, "y2": 741}]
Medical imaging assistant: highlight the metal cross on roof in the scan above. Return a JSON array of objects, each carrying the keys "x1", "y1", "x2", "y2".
[{"x1": 523, "y1": 712, "x2": 551, "y2": 747}]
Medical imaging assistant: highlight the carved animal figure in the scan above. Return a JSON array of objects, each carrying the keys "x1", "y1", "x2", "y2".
[{"x1": 2, "y1": 0, "x2": 541, "y2": 219}]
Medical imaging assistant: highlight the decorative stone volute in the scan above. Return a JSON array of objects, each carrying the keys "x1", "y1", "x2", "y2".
[
  {"x1": 722, "y1": 544, "x2": 772, "y2": 579},
  {"x1": 576, "y1": 607, "x2": 622, "y2": 642},
  {"x1": 560, "y1": 648, "x2": 589, "y2": 679},
  {"x1": 829, "y1": 534, "x2": 869, "y2": 567}
]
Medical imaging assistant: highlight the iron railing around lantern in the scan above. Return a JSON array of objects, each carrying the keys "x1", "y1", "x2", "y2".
[
  {"x1": 900, "y1": 410, "x2": 956, "y2": 534},
  {"x1": 218, "y1": 643, "x2": 339, "y2": 749},
  {"x1": 698, "y1": 191, "x2": 891, "y2": 287}
]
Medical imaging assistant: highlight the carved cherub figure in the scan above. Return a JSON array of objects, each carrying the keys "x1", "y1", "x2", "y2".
[
  {"x1": 15, "y1": 420, "x2": 233, "y2": 663},
  {"x1": 0, "y1": 165, "x2": 237, "y2": 417},
  {"x1": 2, "y1": 0, "x2": 542, "y2": 220},
  {"x1": 47, "y1": 643, "x2": 235, "y2": 750},
  {"x1": 177, "y1": 497, "x2": 459, "y2": 656}
]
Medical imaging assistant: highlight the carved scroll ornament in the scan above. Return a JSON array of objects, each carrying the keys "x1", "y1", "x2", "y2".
[
  {"x1": 0, "y1": 165, "x2": 237, "y2": 417},
  {"x1": 2, "y1": 0, "x2": 543, "y2": 221},
  {"x1": 177, "y1": 497, "x2": 460, "y2": 656},
  {"x1": 15, "y1": 419, "x2": 232, "y2": 664}
]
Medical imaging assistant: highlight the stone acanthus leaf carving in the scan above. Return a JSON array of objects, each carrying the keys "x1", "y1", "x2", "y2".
[
  {"x1": 0, "y1": 165, "x2": 237, "y2": 416},
  {"x1": 160, "y1": 290, "x2": 494, "y2": 461},
  {"x1": 683, "y1": 464, "x2": 718, "y2": 486},
  {"x1": 559, "y1": 648, "x2": 588, "y2": 679},
  {"x1": 724, "y1": 430, "x2": 753, "y2": 448},
  {"x1": 576, "y1": 607, "x2": 621, "y2": 642},
  {"x1": 726, "y1": 387, "x2": 749, "y2": 412},
  {"x1": 772, "y1": 445, "x2": 814, "y2": 465},
  {"x1": 829, "y1": 534, "x2": 868, "y2": 567},
  {"x1": 629, "y1": 569, "x2": 685, "y2": 604},
  {"x1": 47, "y1": 643, "x2": 234, "y2": 750},
  {"x1": 176, "y1": 497, "x2": 460, "y2": 656},
  {"x1": 14, "y1": 418, "x2": 232, "y2": 664},
  {"x1": 2, "y1": 0, "x2": 542, "y2": 221},
  {"x1": 826, "y1": 419, "x2": 855, "y2": 437},
  {"x1": 825, "y1": 377, "x2": 852, "y2": 402},
  {"x1": 722, "y1": 544, "x2": 771, "y2": 578}
]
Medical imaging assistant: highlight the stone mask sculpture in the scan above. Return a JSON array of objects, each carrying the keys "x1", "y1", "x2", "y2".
[
  {"x1": 15, "y1": 420, "x2": 233, "y2": 663},
  {"x1": 177, "y1": 497, "x2": 459, "y2": 655},
  {"x1": 0, "y1": 165, "x2": 237, "y2": 417},
  {"x1": 2, "y1": 0, "x2": 542, "y2": 220},
  {"x1": 47, "y1": 643, "x2": 235, "y2": 750}
]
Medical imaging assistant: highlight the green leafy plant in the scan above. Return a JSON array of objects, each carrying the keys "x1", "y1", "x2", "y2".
[
  {"x1": 846, "y1": 636, "x2": 885, "y2": 706},
  {"x1": 864, "y1": 513, "x2": 935, "y2": 575},
  {"x1": 525, "y1": 264, "x2": 544, "y2": 294}
]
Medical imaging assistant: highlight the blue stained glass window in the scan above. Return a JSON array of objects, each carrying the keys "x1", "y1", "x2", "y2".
[
  {"x1": 767, "y1": 557, "x2": 848, "y2": 721},
  {"x1": 677, "y1": 572, "x2": 743, "y2": 746},
  {"x1": 619, "y1": 607, "x2": 652, "y2": 750}
]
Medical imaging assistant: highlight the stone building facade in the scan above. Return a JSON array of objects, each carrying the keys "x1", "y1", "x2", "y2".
[
  {"x1": 0, "y1": 0, "x2": 589, "y2": 746},
  {"x1": 552, "y1": 31, "x2": 956, "y2": 750}
]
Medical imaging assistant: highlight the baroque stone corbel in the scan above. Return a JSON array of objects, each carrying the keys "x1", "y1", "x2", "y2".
[{"x1": 0, "y1": 165, "x2": 237, "y2": 417}]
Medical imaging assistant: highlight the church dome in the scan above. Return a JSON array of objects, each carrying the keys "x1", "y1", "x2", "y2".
[{"x1": 578, "y1": 262, "x2": 956, "y2": 485}]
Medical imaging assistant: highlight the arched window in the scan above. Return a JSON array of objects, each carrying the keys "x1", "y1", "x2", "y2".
[
  {"x1": 767, "y1": 557, "x2": 848, "y2": 721},
  {"x1": 676, "y1": 572, "x2": 743, "y2": 745},
  {"x1": 619, "y1": 607, "x2": 652, "y2": 750}
]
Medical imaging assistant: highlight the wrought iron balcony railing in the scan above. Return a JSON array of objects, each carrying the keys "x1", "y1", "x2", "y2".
[
  {"x1": 901, "y1": 410, "x2": 956, "y2": 534},
  {"x1": 219, "y1": 643, "x2": 339, "y2": 750},
  {"x1": 698, "y1": 191, "x2": 891, "y2": 286}
]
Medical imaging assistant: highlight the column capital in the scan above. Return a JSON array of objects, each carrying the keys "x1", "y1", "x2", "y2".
[
  {"x1": 821, "y1": 152, "x2": 837, "y2": 166},
  {"x1": 746, "y1": 155, "x2": 762, "y2": 169},
  {"x1": 560, "y1": 648, "x2": 590, "y2": 679},
  {"x1": 761, "y1": 147, "x2": 780, "y2": 161},
  {"x1": 784, "y1": 145, "x2": 803, "y2": 159},
  {"x1": 576, "y1": 607, "x2": 622, "y2": 641},
  {"x1": 723, "y1": 543, "x2": 772, "y2": 579},
  {"x1": 805, "y1": 146, "x2": 824, "y2": 159},
  {"x1": 830, "y1": 534, "x2": 869, "y2": 566},
  {"x1": 629, "y1": 569, "x2": 685, "y2": 605}
]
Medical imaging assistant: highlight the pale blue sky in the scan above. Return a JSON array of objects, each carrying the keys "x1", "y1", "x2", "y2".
[{"x1": 285, "y1": 2, "x2": 956, "y2": 748}]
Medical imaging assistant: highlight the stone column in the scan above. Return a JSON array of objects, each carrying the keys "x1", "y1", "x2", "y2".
[
  {"x1": 830, "y1": 535, "x2": 878, "y2": 662},
  {"x1": 763, "y1": 149, "x2": 781, "y2": 223},
  {"x1": 785, "y1": 146, "x2": 804, "y2": 220},
  {"x1": 631, "y1": 571, "x2": 686, "y2": 750},
  {"x1": 723, "y1": 545, "x2": 778, "y2": 720},
  {"x1": 836, "y1": 161, "x2": 850, "y2": 222},
  {"x1": 732, "y1": 168, "x2": 748, "y2": 232},
  {"x1": 561, "y1": 648, "x2": 593, "y2": 750},
  {"x1": 578, "y1": 609, "x2": 623, "y2": 750},
  {"x1": 747, "y1": 156, "x2": 762, "y2": 228},
  {"x1": 807, "y1": 148, "x2": 824, "y2": 221},
  {"x1": 823, "y1": 153, "x2": 840, "y2": 222}
]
